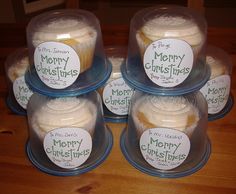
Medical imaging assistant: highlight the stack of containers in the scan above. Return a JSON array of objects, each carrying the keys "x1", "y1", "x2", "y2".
[
  {"x1": 120, "y1": 5, "x2": 211, "y2": 178},
  {"x1": 99, "y1": 46, "x2": 135, "y2": 122},
  {"x1": 25, "y1": 9, "x2": 113, "y2": 176}
]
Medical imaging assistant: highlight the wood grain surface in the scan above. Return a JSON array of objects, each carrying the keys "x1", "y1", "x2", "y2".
[{"x1": 0, "y1": 24, "x2": 236, "y2": 194}]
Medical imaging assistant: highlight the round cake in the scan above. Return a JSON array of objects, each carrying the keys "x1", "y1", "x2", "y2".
[
  {"x1": 207, "y1": 55, "x2": 228, "y2": 79},
  {"x1": 132, "y1": 95, "x2": 199, "y2": 137},
  {"x1": 136, "y1": 15, "x2": 204, "y2": 59},
  {"x1": 97, "y1": 57, "x2": 124, "y2": 96},
  {"x1": 7, "y1": 55, "x2": 29, "y2": 82},
  {"x1": 31, "y1": 96, "x2": 97, "y2": 140},
  {"x1": 32, "y1": 18, "x2": 97, "y2": 73},
  {"x1": 108, "y1": 57, "x2": 124, "y2": 80}
]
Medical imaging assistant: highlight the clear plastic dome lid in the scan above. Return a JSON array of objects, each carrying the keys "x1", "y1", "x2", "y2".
[
  {"x1": 206, "y1": 45, "x2": 232, "y2": 78},
  {"x1": 105, "y1": 46, "x2": 127, "y2": 80},
  {"x1": 122, "y1": 5, "x2": 209, "y2": 95},
  {"x1": 120, "y1": 91, "x2": 211, "y2": 178},
  {"x1": 200, "y1": 45, "x2": 233, "y2": 119},
  {"x1": 98, "y1": 46, "x2": 135, "y2": 123},
  {"x1": 26, "y1": 9, "x2": 111, "y2": 96},
  {"x1": 5, "y1": 48, "x2": 29, "y2": 82},
  {"x1": 26, "y1": 91, "x2": 113, "y2": 176},
  {"x1": 4, "y1": 48, "x2": 33, "y2": 114}
]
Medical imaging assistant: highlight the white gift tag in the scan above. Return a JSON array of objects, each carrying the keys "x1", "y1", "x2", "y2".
[
  {"x1": 200, "y1": 75, "x2": 230, "y2": 114},
  {"x1": 13, "y1": 76, "x2": 33, "y2": 109},
  {"x1": 140, "y1": 128, "x2": 190, "y2": 170},
  {"x1": 43, "y1": 127, "x2": 92, "y2": 169},
  {"x1": 34, "y1": 42, "x2": 80, "y2": 89},
  {"x1": 103, "y1": 78, "x2": 134, "y2": 115},
  {"x1": 144, "y1": 39, "x2": 193, "y2": 87}
]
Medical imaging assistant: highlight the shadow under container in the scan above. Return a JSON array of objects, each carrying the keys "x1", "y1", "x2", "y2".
[
  {"x1": 98, "y1": 46, "x2": 135, "y2": 123},
  {"x1": 120, "y1": 91, "x2": 211, "y2": 178},
  {"x1": 121, "y1": 5, "x2": 210, "y2": 95},
  {"x1": 26, "y1": 91, "x2": 113, "y2": 176},
  {"x1": 200, "y1": 45, "x2": 234, "y2": 121},
  {"x1": 4, "y1": 48, "x2": 33, "y2": 115},
  {"x1": 25, "y1": 9, "x2": 111, "y2": 97}
]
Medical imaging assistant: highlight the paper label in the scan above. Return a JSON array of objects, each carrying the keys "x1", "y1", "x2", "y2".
[
  {"x1": 103, "y1": 78, "x2": 134, "y2": 115},
  {"x1": 34, "y1": 42, "x2": 80, "y2": 89},
  {"x1": 140, "y1": 128, "x2": 190, "y2": 170},
  {"x1": 13, "y1": 76, "x2": 33, "y2": 109},
  {"x1": 43, "y1": 127, "x2": 92, "y2": 169},
  {"x1": 200, "y1": 75, "x2": 230, "y2": 114},
  {"x1": 143, "y1": 39, "x2": 193, "y2": 87}
]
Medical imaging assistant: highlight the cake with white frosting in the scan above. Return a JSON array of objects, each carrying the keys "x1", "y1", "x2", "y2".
[
  {"x1": 32, "y1": 18, "x2": 97, "y2": 73},
  {"x1": 7, "y1": 56, "x2": 29, "y2": 82},
  {"x1": 31, "y1": 96, "x2": 97, "y2": 140},
  {"x1": 136, "y1": 15, "x2": 204, "y2": 59},
  {"x1": 108, "y1": 57, "x2": 124, "y2": 80},
  {"x1": 132, "y1": 95, "x2": 199, "y2": 137},
  {"x1": 97, "y1": 57, "x2": 124, "y2": 96},
  {"x1": 207, "y1": 55, "x2": 228, "y2": 79}
]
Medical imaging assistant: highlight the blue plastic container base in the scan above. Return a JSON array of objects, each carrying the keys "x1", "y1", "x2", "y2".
[
  {"x1": 26, "y1": 126, "x2": 113, "y2": 176},
  {"x1": 6, "y1": 95, "x2": 26, "y2": 116},
  {"x1": 103, "y1": 105, "x2": 128, "y2": 123},
  {"x1": 121, "y1": 56, "x2": 210, "y2": 96},
  {"x1": 120, "y1": 128, "x2": 211, "y2": 178},
  {"x1": 208, "y1": 94, "x2": 234, "y2": 121},
  {"x1": 104, "y1": 116, "x2": 127, "y2": 123},
  {"x1": 25, "y1": 56, "x2": 112, "y2": 97}
]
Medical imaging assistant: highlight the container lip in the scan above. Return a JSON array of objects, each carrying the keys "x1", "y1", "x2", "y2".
[
  {"x1": 26, "y1": 126, "x2": 113, "y2": 176},
  {"x1": 25, "y1": 57, "x2": 112, "y2": 97},
  {"x1": 120, "y1": 128, "x2": 211, "y2": 178},
  {"x1": 121, "y1": 59, "x2": 210, "y2": 96},
  {"x1": 208, "y1": 93, "x2": 234, "y2": 121}
]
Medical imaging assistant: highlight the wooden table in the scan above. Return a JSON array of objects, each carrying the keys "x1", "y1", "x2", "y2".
[{"x1": 0, "y1": 25, "x2": 236, "y2": 194}]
